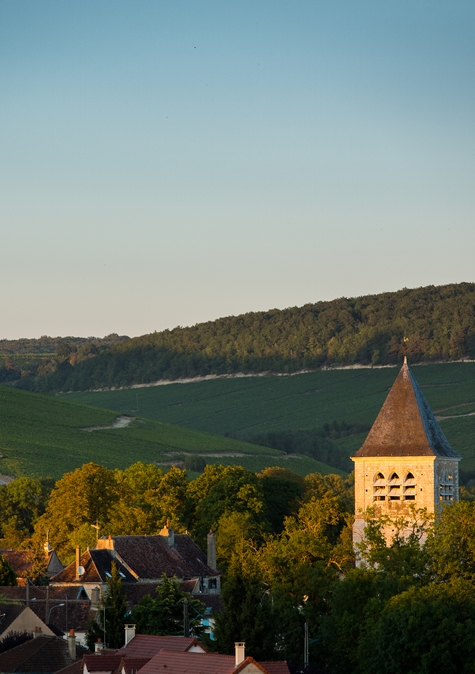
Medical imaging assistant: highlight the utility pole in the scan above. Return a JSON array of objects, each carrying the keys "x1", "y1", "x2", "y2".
[
  {"x1": 304, "y1": 622, "x2": 309, "y2": 669},
  {"x1": 183, "y1": 598, "x2": 189, "y2": 637}
]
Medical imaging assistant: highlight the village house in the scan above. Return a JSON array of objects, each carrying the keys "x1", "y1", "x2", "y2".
[
  {"x1": 0, "y1": 629, "x2": 85, "y2": 674},
  {"x1": 0, "y1": 585, "x2": 91, "y2": 645},
  {"x1": 0, "y1": 541, "x2": 64, "y2": 585},
  {"x1": 80, "y1": 631, "x2": 289, "y2": 674},
  {"x1": 50, "y1": 527, "x2": 220, "y2": 607},
  {"x1": 352, "y1": 356, "x2": 461, "y2": 548},
  {"x1": 0, "y1": 604, "x2": 54, "y2": 641}
]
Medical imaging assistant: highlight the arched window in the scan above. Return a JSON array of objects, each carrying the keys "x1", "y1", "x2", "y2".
[
  {"x1": 373, "y1": 472, "x2": 386, "y2": 501},
  {"x1": 389, "y1": 473, "x2": 401, "y2": 500},
  {"x1": 404, "y1": 472, "x2": 416, "y2": 500}
]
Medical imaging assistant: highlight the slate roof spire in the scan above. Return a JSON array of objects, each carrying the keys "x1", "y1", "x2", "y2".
[{"x1": 352, "y1": 359, "x2": 461, "y2": 459}]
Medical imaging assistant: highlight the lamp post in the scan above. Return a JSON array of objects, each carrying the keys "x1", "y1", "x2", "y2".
[{"x1": 47, "y1": 603, "x2": 65, "y2": 624}]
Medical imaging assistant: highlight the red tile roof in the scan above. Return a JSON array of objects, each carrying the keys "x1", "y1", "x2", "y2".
[
  {"x1": 136, "y1": 649, "x2": 271, "y2": 674},
  {"x1": 117, "y1": 635, "x2": 203, "y2": 657},
  {"x1": 117, "y1": 656, "x2": 150, "y2": 674},
  {"x1": 0, "y1": 550, "x2": 64, "y2": 578},
  {"x1": 83, "y1": 655, "x2": 123, "y2": 672},
  {"x1": 260, "y1": 662, "x2": 291, "y2": 674},
  {"x1": 352, "y1": 359, "x2": 461, "y2": 458}
]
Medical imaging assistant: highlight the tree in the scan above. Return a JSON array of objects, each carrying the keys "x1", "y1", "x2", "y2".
[
  {"x1": 426, "y1": 500, "x2": 475, "y2": 580},
  {"x1": 35, "y1": 463, "x2": 119, "y2": 560},
  {"x1": 360, "y1": 579, "x2": 475, "y2": 674},
  {"x1": 0, "y1": 555, "x2": 17, "y2": 586},
  {"x1": 130, "y1": 575, "x2": 205, "y2": 637},
  {"x1": 213, "y1": 567, "x2": 277, "y2": 661},
  {"x1": 193, "y1": 466, "x2": 266, "y2": 545},
  {"x1": 0, "y1": 477, "x2": 51, "y2": 545},
  {"x1": 86, "y1": 562, "x2": 127, "y2": 649}
]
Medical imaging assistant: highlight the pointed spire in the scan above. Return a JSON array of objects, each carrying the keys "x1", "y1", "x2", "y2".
[{"x1": 353, "y1": 359, "x2": 460, "y2": 458}]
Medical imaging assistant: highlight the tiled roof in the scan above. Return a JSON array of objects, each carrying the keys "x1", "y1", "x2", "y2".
[
  {"x1": 117, "y1": 635, "x2": 202, "y2": 657},
  {"x1": 260, "y1": 663, "x2": 291, "y2": 674},
  {"x1": 0, "y1": 586, "x2": 92, "y2": 633},
  {"x1": 0, "y1": 605, "x2": 27, "y2": 636},
  {"x1": 83, "y1": 655, "x2": 122, "y2": 672},
  {"x1": 51, "y1": 551, "x2": 136, "y2": 585},
  {"x1": 0, "y1": 551, "x2": 32, "y2": 576},
  {"x1": 0, "y1": 634, "x2": 74, "y2": 673},
  {"x1": 121, "y1": 585, "x2": 159, "y2": 612},
  {"x1": 136, "y1": 649, "x2": 270, "y2": 674},
  {"x1": 353, "y1": 359, "x2": 461, "y2": 459},
  {"x1": 0, "y1": 551, "x2": 64, "y2": 578},
  {"x1": 98, "y1": 536, "x2": 217, "y2": 580},
  {"x1": 117, "y1": 656, "x2": 150, "y2": 674},
  {"x1": 53, "y1": 658, "x2": 84, "y2": 674}
]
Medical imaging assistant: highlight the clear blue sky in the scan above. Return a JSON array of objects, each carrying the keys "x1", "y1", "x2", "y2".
[{"x1": 1, "y1": 1, "x2": 474, "y2": 339}]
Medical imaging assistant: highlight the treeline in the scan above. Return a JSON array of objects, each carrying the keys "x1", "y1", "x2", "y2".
[
  {"x1": 11, "y1": 282, "x2": 475, "y2": 392},
  {"x1": 0, "y1": 334, "x2": 128, "y2": 386},
  {"x1": 5, "y1": 461, "x2": 475, "y2": 672},
  {"x1": 231, "y1": 421, "x2": 369, "y2": 472}
]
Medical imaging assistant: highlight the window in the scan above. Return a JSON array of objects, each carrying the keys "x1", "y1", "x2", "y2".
[
  {"x1": 389, "y1": 473, "x2": 401, "y2": 500},
  {"x1": 439, "y1": 466, "x2": 455, "y2": 501},
  {"x1": 403, "y1": 472, "x2": 416, "y2": 501},
  {"x1": 373, "y1": 472, "x2": 386, "y2": 501}
]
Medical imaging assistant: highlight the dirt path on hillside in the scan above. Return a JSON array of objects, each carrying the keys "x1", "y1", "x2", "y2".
[{"x1": 82, "y1": 415, "x2": 135, "y2": 431}]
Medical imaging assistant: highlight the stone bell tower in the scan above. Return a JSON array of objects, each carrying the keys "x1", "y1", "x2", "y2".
[{"x1": 352, "y1": 357, "x2": 461, "y2": 546}]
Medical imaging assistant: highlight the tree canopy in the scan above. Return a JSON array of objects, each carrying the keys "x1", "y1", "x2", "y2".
[{"x1": 13, "y1": 282, "x2": 475, "y2": 392}]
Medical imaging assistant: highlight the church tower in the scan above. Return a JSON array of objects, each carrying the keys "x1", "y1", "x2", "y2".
[{"x1": 352, "y1": 357, "x2": 461, "y2": 546}]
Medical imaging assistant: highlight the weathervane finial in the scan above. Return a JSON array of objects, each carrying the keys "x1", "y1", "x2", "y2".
[{"x1": 402, "y1": 336, "x2": 409, "y2": 364}]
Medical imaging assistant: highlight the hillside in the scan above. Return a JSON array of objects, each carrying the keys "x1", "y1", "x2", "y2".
[
  {"x1": 11, "y1": 282, "x2": 475, "y2": 393},
  {"x1": 64, "y1": 361, "x2": 475, "y2": 480},
  {"x1": 0, "y1": 385, "x2": 339, "y2": 479}
]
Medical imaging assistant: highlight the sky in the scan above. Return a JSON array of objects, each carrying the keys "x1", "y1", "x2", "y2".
[{"x1": 1, "y1": 1, "x2": 474, "y2": 339}]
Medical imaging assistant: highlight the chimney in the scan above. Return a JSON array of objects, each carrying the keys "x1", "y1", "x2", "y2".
[
  {"x1": 68, "y1": 629, "x2": 76, "y2": 660},
  {"x1": 33, "y1": 627, "x2": 42, "y2": 638},
  {"x1": 207, "y1": 530, "x2": 216, "y2": 571},
  {"x1": 159, "y1": 521, "x2": 174, "y2": 547},
  {"x1": 235, "y1": 642, "x2": 245, "y2": 667},
  {"x1": 90, "y1": 586, "x2": 100, "y2": 607},
  {"x1": 124, "y1": 624, "x2": 136, "y2": 646},
  {"x1": 75, "y1": 547, "x2": 81, "y2": 581},
  {"x1": 95, "y1": 638, "x2": 104, "y2": 654}
]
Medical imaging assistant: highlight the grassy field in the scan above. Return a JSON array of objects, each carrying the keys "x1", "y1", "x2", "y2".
[
  {"x1": 0, "y1": 385, "x2": 340, "y2": 480},
  {"x1": 62, "y1": 362, "x2": 475, "y2": 475}
]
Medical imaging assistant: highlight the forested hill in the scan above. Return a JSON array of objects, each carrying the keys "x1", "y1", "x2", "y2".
[{"x1": 12, "y1": 282, "x2": 475, "y2": 393}]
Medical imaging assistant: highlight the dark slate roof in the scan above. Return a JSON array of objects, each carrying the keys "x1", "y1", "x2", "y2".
[
  {"x1": 352, "y1": 359, "x2": 461, "y2": 459},
  {"x1": 117, "y1": 635, "x2": 202, "y2": 657},
  {"x1": 0, "y1": 587, "x2": 92, "y2": 634},
  {"x1": 51, "y1": 550, "x2": 136, "y2": 585},
  {"x1": 53, "y1": 659, "x2": 84, "y2": 674},
  {"x1": 100, "y1": 536, "x2": 217, "y2": 580},
  {"x1": 0, "y1": 634, "x2": 74, "y2": 673},
  {"x1": 121, "y1": 585, "x2": 159, "y2": 612}
]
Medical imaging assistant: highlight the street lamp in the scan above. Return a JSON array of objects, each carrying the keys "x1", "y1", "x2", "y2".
[{"x1": 47, "y1": 603, "x2": 65, "y2": 623}]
